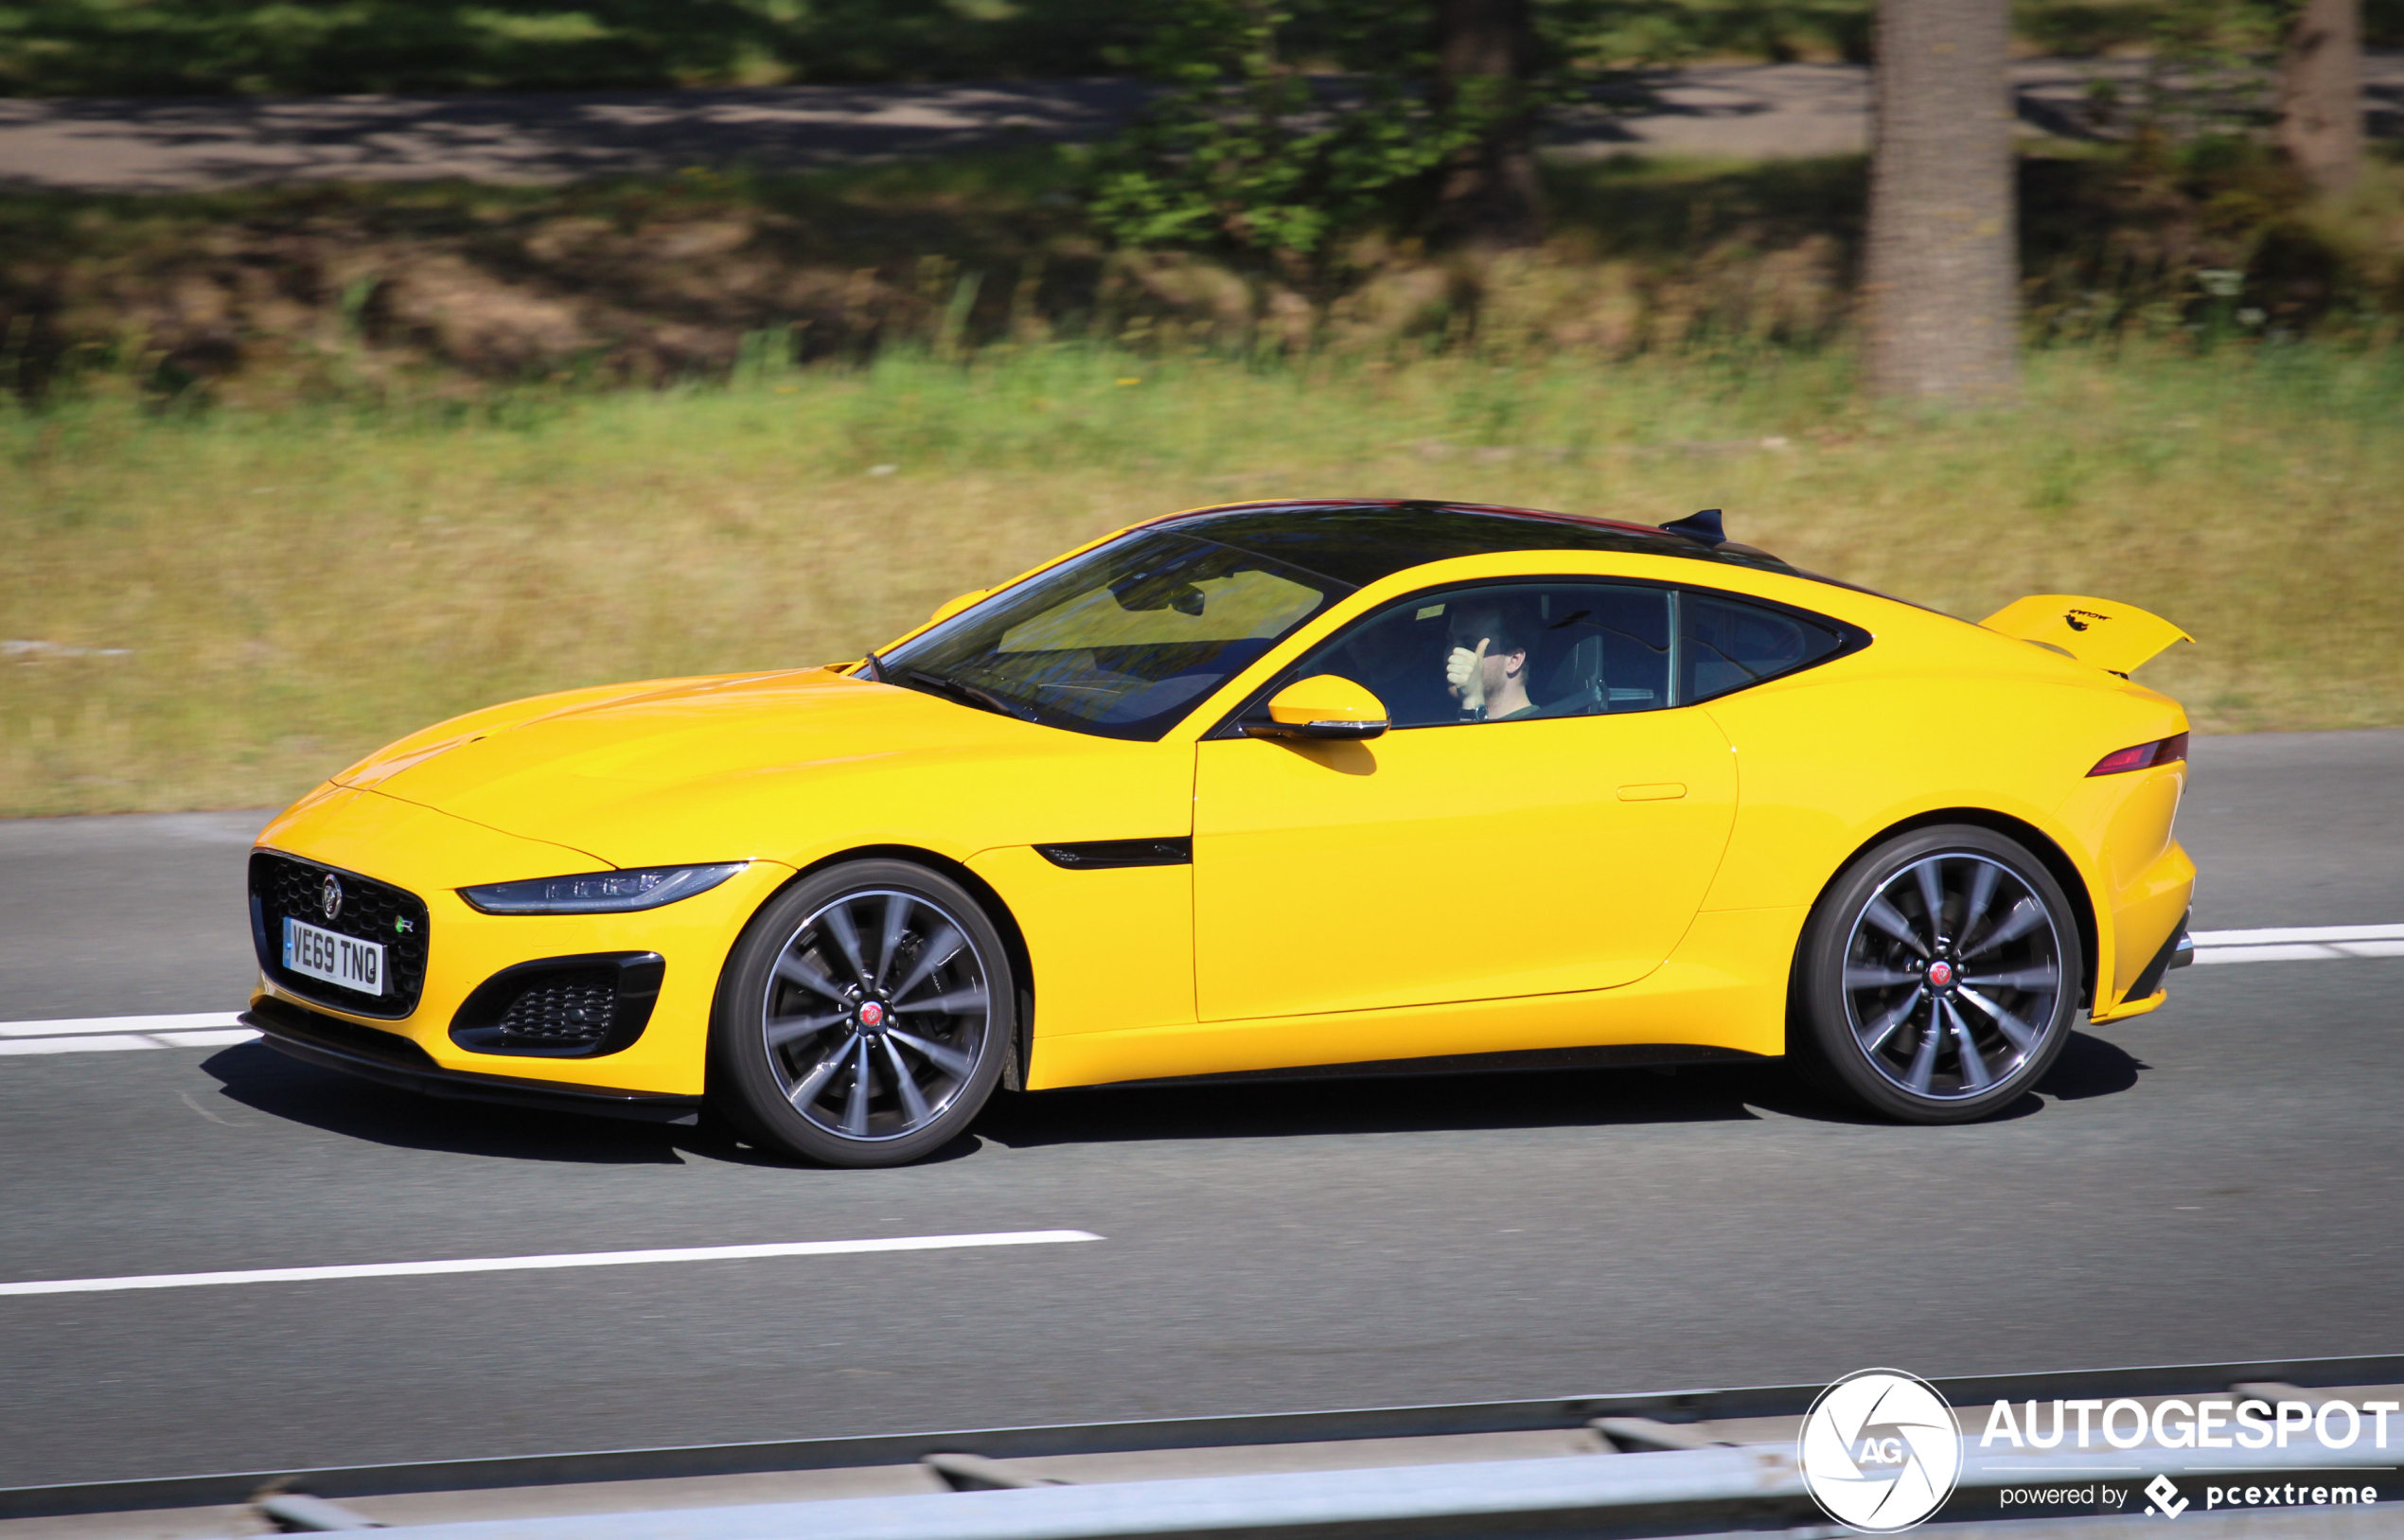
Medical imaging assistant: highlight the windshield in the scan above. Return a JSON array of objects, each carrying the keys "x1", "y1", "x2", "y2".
[{"x1": 879, "y1": 529, "x2": 1352, "y2": 740}]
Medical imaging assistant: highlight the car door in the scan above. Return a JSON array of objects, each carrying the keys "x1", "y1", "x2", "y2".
[{"x1": 1192, "y1": 579, "x2": 1739, "y2": 1023}]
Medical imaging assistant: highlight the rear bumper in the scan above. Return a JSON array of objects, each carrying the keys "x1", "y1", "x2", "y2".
[
  {"x1": 2126, "y1": 910, "x2": 2193, "y2": 1001},
  {"x1": 2092, "y1": 912, "x2": 2192, "y2": 1023},
  {"x1": 244, "y1": 997, "x2": 703, "y2": 1125}
]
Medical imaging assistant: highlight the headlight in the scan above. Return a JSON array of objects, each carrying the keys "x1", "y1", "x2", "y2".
[{"x1": 460, "y1": 862, "x2": 746, "y2": 914}]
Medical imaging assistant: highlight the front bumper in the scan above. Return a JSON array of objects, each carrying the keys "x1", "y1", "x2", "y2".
[
  {"x1": 245, "y1": 997, "x2": 703, "y2": 1124},
  {"x1": 249, "y1": 784, "x2": 794, "y2": 1097}
]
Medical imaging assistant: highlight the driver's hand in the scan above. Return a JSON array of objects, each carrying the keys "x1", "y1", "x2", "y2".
[{"x1": 1446, "y1": 639, "x2": 1489, "y2": 717}]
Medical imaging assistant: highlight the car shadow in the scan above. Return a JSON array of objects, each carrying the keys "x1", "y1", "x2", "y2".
[
  {"x1": 975, "y1": 1060, "x2": 1792, "y2": 1149},
  {"x1": 2037, "y1": 1029, "x2": 2149, "y2": 1101},
  {"x1": 980, "y1": 1029, "x2": 2151, "y2": 1147},
  {"x1": 200, "y1": 1029, "x2": 2147, "y2": 1166},
  {"x1": 198, "y1": 1041, "x2": 701, "y2": 1163},
  {"x1": 193, "y1": 1040, "x2": 956, "y2": 1170}
]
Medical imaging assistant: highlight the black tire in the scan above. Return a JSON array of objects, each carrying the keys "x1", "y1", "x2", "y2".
[
  {"x1": 1794, "y1": 824, "x2": 2083, "y2": 1124},
  {"x1": 712, "y1": 859, "x2": 1012, "y2": 1167}
]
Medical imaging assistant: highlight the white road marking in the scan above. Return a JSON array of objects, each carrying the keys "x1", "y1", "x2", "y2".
[
  {"x1": 150, "y1": 1027, "x2": 262, "y2": 1047},
  {"x1": 6, "y1": 925, "x2": 2399, "y2": 1059},
  {"x1": 0, "y1": 1230, "x2": 1105, "y2": 1298},
  {"x1": 0, "y1": 1034, "x2": 166, "y2": 1055},
  {"x1": 2190, "y1": 924, "x2": 2404, "y2": 965},
  {"x1": 0, "y1": 1012, "x2": 256, "y2": 1053},
  {"x1": 0, "y1": 1011, "x2": 257, "y2": 1054},
  {"x1": 2191, "y1": 924, "x2": 2404, "y2": 945},
  {"x1": 0, "y1": 1011, "x2": 246, "y2": 1036}
]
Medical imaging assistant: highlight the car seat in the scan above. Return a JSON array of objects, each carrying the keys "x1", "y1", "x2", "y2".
[{"x1": 1543, "y1": 634, "x2": 1607, "y2": 717}]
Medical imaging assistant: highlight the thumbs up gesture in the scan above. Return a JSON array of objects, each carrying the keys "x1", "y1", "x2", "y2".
[{"x1": 1446, "y1": 638, "x2": 1490, "y2": 717}]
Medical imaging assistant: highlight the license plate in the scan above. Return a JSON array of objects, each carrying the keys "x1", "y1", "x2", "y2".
[{"x1": 283, "y1": 916, "x2": 385, "y2": 998}]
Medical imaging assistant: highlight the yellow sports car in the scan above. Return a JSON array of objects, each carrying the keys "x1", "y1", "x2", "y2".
[{"x1": 245, "y1": 500, "x2": 2197, "y2": 1165}]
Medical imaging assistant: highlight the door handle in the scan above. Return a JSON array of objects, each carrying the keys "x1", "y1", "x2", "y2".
[{"x1": 1617, "y1": 783, "x2": 1688, "y2": 801}]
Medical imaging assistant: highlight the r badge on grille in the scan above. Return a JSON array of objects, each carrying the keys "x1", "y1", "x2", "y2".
[{"x1": 321, "y1": 875, "x2": 345, "y2": 922}]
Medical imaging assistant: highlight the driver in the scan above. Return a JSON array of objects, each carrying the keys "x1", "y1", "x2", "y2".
[{"x1": 1444, "y1": 601, "x2": 1541, "y2": 721}]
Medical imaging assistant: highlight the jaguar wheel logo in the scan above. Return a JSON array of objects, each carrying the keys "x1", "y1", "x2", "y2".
[
  {"x1": 1797, "y1": 1369, "x2": 1962, "y2": 1532},
  {"x1": 320, "y1": 875, "x2": 344, "y2": 922}
]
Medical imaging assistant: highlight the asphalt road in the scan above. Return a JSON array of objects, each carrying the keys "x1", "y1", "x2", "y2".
[
  {"x1": 0, "y1": 729, "x2": 2397, "y2": 1492},
  {"x1": 2, "y1": 57, "x2": 2398, "y2": 191}
]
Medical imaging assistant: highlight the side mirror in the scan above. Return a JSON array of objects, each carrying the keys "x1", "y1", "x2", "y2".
[
  {"x1": 1247, "y1": 675, "x2": 1389, "y2": 741},
  {"x1": 928, "y1": 588, "x2": 988, "y2": 626}
]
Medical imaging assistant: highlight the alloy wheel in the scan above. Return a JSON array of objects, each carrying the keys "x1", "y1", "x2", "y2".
[
  {"x1": 1840, "y1": 853, "x2": 2065, "y2": 1101},
  {"x1": 760, "y1": 889, "x2": 992, "y2": 1143}
]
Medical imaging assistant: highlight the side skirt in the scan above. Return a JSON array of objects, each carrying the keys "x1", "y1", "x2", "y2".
[{"x1": 1072, "y1": 1041, "x2": 1768, "y2": 1092}]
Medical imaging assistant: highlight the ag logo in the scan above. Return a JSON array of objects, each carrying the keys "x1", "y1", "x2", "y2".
[{"x1": 1798, "y1": 1369, "x2": 1963, "y2": 1532}]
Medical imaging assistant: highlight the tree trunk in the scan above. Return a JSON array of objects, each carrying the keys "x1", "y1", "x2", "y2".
[
  {"x1": 1862, "y1": 0, "x2": 2019, "y2": 402},
  {"x1": 2276, "y1": 0, "x2": 2362, "y2": 194},
  {"x1": 1430, "y1": 0, "x2": 1543, "y2": 249}
]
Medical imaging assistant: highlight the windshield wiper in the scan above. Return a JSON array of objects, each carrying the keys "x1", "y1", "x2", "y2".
[{"x1": 903, "y1": 668, "x2": 1036, "y2": 723}]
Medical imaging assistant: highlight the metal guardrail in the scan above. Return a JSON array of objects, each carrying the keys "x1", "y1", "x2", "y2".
[
  {"x1": 6, "y1": 1352, "x2": 2401, "y2": 1524},
  {"x1": 247, "y1": 1438, "x2": 2404, "y2": 1540}
]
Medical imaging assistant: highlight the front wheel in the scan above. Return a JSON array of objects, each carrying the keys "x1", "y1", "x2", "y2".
[
  {"x1": 1794, "y1": 825, "x2": 2084, "y2": 1124},
  {"x1": 713, "y1": 860, "x2": 1012, "y2": 1167}
]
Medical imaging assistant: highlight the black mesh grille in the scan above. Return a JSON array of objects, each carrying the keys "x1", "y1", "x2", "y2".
[
  {"x1": 250, "y1": 850, "x2": 431, "y2": 1018},
  {"x1": 490, "y1": 969, "x2": 618, "y2": 1049},
  {"x1": 450, "y1": 954, "x2": 663, "y2": 1058}
]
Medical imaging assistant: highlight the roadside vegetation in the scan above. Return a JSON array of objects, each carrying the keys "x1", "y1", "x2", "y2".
[
  {"x1": 5, "y1": 0, "x2": 2400, "y2": 817},
  {"x1": 4, "y1": 340, "x2": 2399, "y2": 816},
  {"x1": 7, "y1": 139, "x2": 2402, "y2": 399}
]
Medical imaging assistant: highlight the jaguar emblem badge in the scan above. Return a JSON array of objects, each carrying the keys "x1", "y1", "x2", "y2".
[
  {"x1": 857, "y1": 1000, "x2": 886, "y2": 1030},
  {"x1": 321, "y1": 875, "x2": 345, "y2": 922},
  {"x1": 1927, "y1": 959, "x2": 1953, "y2": 989}
]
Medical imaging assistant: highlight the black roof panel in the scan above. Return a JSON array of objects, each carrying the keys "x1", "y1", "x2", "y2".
[{"x1": 1158, "y1": 501, "x2": 1799, "y2": 591}]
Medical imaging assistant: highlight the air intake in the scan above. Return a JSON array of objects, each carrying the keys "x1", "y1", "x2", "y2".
[{"x1": 450, "y1": 953, "x2": 663, "y2": 1058}]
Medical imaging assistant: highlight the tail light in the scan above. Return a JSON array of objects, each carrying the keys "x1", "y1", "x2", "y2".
[{"x1": 2089, "y1": 731, "x2": 2189, "y2": 776}]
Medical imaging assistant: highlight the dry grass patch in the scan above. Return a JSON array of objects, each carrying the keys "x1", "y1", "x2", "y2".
[{"x1": 3, "y1": 344, "x2": 2398, "y2": 816}]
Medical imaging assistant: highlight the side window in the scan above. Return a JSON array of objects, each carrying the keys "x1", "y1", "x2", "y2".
[
  {"x1": 1680, "y1": 591, "x2": 1847, "y2": 703},
  {"x1": 1279, "y1": 582, "x2": 1673, "y2": 728}
]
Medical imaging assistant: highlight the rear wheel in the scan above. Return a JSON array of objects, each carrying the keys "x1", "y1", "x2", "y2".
[
  {"x1": 714, "y1": 860, "x2": 1011, "y2": 1167},
  {"x1": 1794, "y1": 825, "x2": 2083, "y2": 1124}
]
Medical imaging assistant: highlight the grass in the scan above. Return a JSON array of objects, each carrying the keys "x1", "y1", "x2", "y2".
[{"x1": 3, "y1": 341, "x2": 2399, "y2": 817}]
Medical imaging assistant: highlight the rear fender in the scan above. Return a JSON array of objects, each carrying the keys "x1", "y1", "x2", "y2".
[{"x1": 1798, "y1": 807, "x2": 2103, "y2": 1018}]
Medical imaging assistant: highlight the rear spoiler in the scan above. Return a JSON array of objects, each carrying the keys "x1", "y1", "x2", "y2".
[{"x1": 1980, "y1": 594, "x2": 2194, "y2": 675}]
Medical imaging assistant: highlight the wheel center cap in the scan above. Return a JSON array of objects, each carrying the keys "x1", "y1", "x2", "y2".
[
  {"x1": 1927, "y1": 960, "x2": 1955, "y2": 989},
  {"x1": 857, "y1": 1000, "x2": 887, "y2": 1031}
]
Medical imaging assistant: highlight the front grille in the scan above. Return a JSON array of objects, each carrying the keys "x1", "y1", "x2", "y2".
[
  {"x1": 250, "y1": 850, "x2": 431, "y2": 1018},
  {"x1": 489, "y1": 968, "x2": 618, "y2": 1049}
]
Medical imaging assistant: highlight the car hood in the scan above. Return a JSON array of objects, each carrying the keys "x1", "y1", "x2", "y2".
[{"x1": 348, "y1": 667, "x2": 1123, "y2": 869}]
